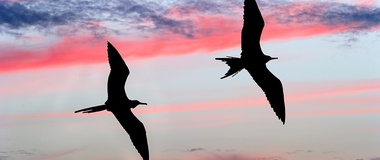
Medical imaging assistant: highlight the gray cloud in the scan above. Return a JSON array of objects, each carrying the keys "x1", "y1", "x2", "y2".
[
  {"x1": 286, "y1": 149, "x2": 312, "y2": 154},
  {"x1": 0, "y1": 2, "x2": 76, "y2": 29},
  {"x1": 130, "y1": 5, "x2": 195, "y2": 38},
  {"x1": 260, "y1": 1, "x2": 380, "y2": 31},
  {"x1": 186, "y1": 147, "x2": 206, "y2": 152},
  {"x1": 196, "y1": 153, "x2": 285, "y2": 160},
  {"x1": 321, "y1": 4, "x2": 380, "y2": 30},
  {"x1": 1, "y1": 0, "x2": 380, "y2": 39},
  {"x1": 0, "y1": 150, "x2": 34, "y2": 155},
  {"x1": 214, "y1": 149, "x2": 236, "y2": 152},
  {"x1": 0, "y1": 0, "x2": 198, "y2": 38},
  {"x1": 163, "y1": 147, "x2": 236, "y2": 154},
  {"x1": 0, "y1": 156, "x2": 9, "y2": 160},
  {"x1": 170, "y1": 0, "x2": 240, "y2": 15},
  {"x1": 0, "y1": 149, "x2": 35, "y2": 160}
]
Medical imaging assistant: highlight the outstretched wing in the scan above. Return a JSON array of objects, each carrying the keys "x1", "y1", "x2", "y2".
[
  {"x1": 112, "y1": 109, "x2": 149, "y2": 160},
  {"x1": 107, "y1": 41, "x2": 130, "y2": 101},
  {"x1": 246, "y1": 65, "x2": 286, "y2": 124},
  {"x1": 241, "y1": 0, "x2": 265, "y2": 57}
]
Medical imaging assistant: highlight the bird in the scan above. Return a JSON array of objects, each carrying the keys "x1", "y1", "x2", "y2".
[
  {"x1": 75, "y1": 41, "x2": 149, "y2": 160},
  {"x1": 215, "y1": 0, "x2": 286, "y2": 124}
]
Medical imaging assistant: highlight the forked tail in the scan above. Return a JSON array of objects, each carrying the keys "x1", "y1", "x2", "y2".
[
  {"x1": 74, "y1": 105, "x2": 107, "y2": 113},
  {"x1": 215, "y1": 56, "x2": 244, "y2": 79}
]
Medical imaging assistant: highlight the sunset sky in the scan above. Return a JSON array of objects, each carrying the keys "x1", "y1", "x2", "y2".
[{"x1": 0, "y1": 0, "x2": 379, "y2": 160}]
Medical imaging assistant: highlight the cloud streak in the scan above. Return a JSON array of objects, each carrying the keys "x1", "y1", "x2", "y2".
[
  {"x1": 186, "y1": 148, "x2": 206, "y2": 152},
  {"x1": 29, "y1": 148, "x2": 85, "y2": 160},
  {"x1": 1, "y1": 80, "x2": 379, "y2": 122},
  {"x1": 1, "y1": 0, "x2": 380, "y2": 72}
]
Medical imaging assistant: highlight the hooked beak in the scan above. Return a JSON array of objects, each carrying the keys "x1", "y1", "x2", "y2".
[{"x1": 139, "y1": 102, "x2": 148, "y2": 105}]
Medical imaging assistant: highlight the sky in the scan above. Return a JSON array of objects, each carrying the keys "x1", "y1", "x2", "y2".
[{"x1": 0, "y1": 0, "x2": 379, "y2": 159}]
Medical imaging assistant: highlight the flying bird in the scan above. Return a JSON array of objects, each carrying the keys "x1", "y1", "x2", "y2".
[
  {"x1": 215, "y1": 0, "x2": 286, "y2": 124},
  {"x1": 75, "y1": 42, "x2": 149, "y2": 160}
]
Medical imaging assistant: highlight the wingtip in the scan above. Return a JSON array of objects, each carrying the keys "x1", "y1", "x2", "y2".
[
  {"x1": 107, "y1": 41, "x2": 116, "y2": 50},
  {"x1": 107, "y1": 41, "x2": 116, "y2": 47},
  {"x1": 74, "y1": 110, "x2": 82, "y2": 113}
]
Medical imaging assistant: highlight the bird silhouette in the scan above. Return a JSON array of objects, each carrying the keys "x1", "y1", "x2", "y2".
[
  {"x1": 75, "y1": 41, "x2": 149, "y2": 160},
  {"x1": 215, "y1": 0, "x2": 286, "y2": 124}
]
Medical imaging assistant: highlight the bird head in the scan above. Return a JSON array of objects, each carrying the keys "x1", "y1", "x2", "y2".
[{"x1": 130, "y1": 100, "x2": 148, "y2": 108}]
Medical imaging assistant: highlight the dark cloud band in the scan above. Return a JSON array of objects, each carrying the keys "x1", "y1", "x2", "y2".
[{"x1": 0, "y1": 0, "x2": 379, "y2": 38}]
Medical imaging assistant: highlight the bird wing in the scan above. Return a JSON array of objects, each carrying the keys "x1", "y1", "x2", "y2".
[
  {"x1": 107, "y1": 41, "x2": 130, "y2": 100},
  {"x1": 112, "y1": 109, "x2": 149, "y2": 160},
  {"x1": 246, "y1": 65, "x2": 286, "y2": 124},
  {"x1": 241, "y1": 0, "x2": 265, "y2": 58}
]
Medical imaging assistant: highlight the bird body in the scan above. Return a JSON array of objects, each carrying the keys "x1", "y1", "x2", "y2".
[
  {"x1": 216, "y1": 0, "x2": 286, "y2": 124},
  {"x1": 75, "y1": 42, "x2": 149, "y2": 160}
]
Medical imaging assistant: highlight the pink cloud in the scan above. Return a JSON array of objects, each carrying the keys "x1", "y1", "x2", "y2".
[
  {"x1": 293, "y1": 108, "x2": 380, "y2": 118},
  {"x1": 0, "y1": 112, "x2": 109, "y2": 121},
  {"x1": 261, "y1": 23, "x2": 349, "y2": 41},
  {"x1": 0, "y1": 25, "x2": 240, "y2": 73},
  {"x1": 354, "y1": 0, "x2": 376, "y2": 6},
  {"x1": 0, "y1": 23, "x2": 347, "y2": 73},
  {"x1": 287, "y1": 84, "x2": 380, "y2": 103},
  {"x1": 2, "y1": 80, "x2": 379, "y2": 122},
  {"x1": 18, "y1": 36, "x2": 44, "y2": 42},
  {"x1": 0, "y1": 95, "x2": 261, "y2": 123},
  {"x1": 2, "y1": 2, "x2": 378, "y2": 73}
]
